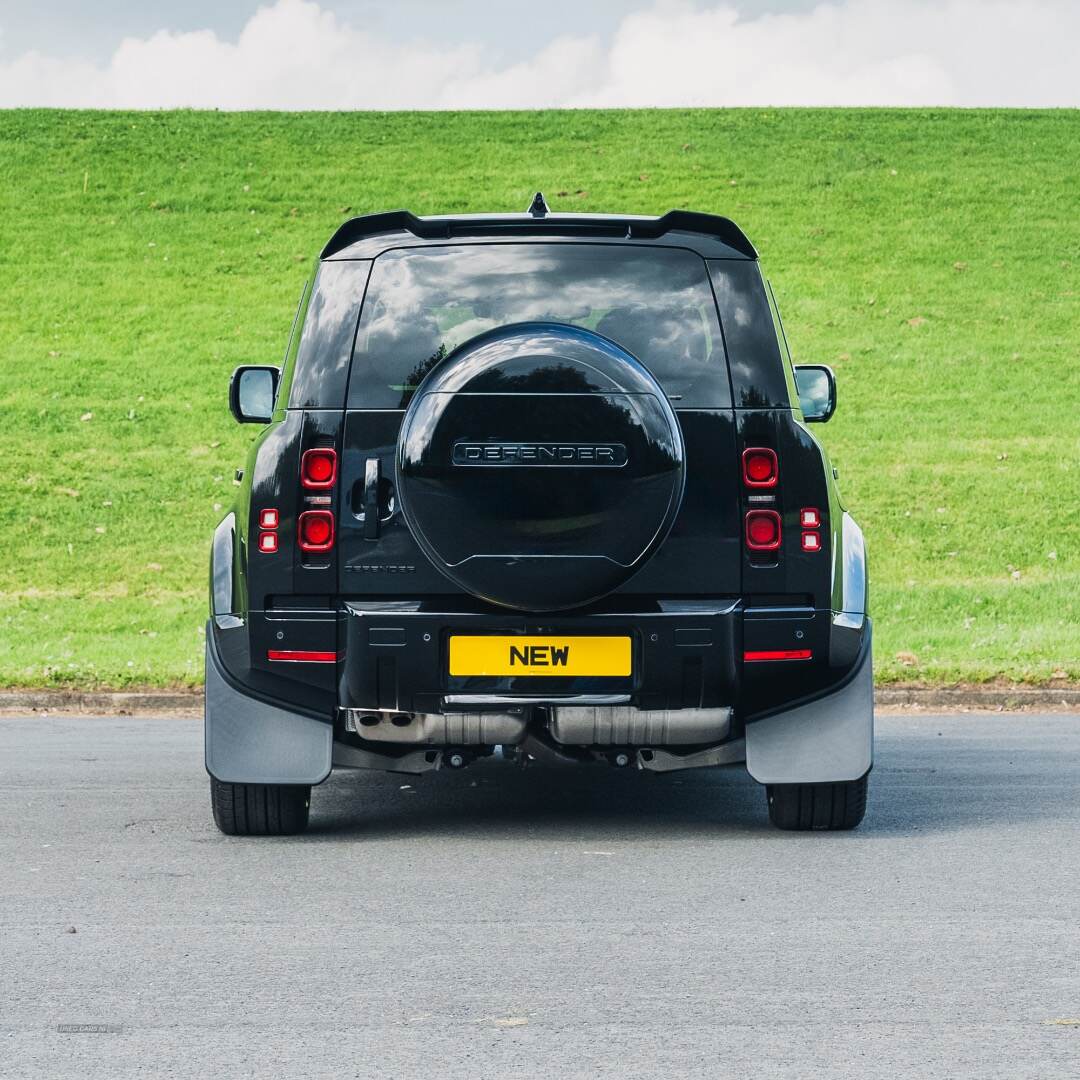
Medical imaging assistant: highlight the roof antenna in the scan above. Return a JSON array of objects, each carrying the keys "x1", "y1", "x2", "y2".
[{"x1": 527, "y1": 191, "x2": 549, "y2": 218}]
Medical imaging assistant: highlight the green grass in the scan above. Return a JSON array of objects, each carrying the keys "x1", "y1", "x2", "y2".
[{"x1": 0, "y1": 108, "x2": 1077, "y2": 688}]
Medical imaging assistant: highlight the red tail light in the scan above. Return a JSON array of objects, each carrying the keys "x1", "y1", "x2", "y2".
[
  {"x1": 301, "y1": 448, "x2": 338, "y2": 489},
  {"x1": 745, "y1": 509, "x2": 781, "y2": 551},
  {"x1": 267, "y1": 649, "x2": 338, "y2": 663},
  {"x1": 744, "y1": 649, "x2": 812, "y2": 662},
  {"x1": 742, "y1": 447, "x2": 778, "y2": 488},
  {"x1": 257, "y1": 531, "x2": 278, "y2": 553},
  {"x1": 298, "y1": 509, "x2": 335, "y2": 552}
]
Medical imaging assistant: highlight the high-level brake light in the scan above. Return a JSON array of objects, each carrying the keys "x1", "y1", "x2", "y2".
[
  {"x1": 742, "y1": 447, "x2": 778, "y2": 488},
  {"x1": 745, "y1": 509, "x2": 781, "y2": 551},
  {"x1": 298, "y1": 509, "x2": 335, "y2": 552},
  {"x1": 301, "y1": 448, "x2": 338, "y2": 489}
]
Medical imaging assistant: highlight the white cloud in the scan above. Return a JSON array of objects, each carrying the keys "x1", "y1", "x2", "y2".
[{"x1": 0, "y1": 0, "x2": 1077, "y2": 109}]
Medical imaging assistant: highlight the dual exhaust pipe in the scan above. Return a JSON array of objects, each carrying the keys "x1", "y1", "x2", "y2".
[{"x1": 344, "y1": 704, "x2": 731, "y2": 747}]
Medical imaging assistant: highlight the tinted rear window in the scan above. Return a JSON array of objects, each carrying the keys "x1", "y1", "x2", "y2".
[
  {"x1": 347, "y1": 244, "x2": 731, "y2": 408},
  {"x1": 706, "y1": 259, "x2": 789, "y2": 408}
]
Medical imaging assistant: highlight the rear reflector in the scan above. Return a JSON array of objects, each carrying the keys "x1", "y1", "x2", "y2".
[
  {"x1": 801, "y1": 530, "x2": 822, "y2": 552},
  {"x1": 259, "y1": 508, "x2": 280, "y2": 529},
  {"x1": 298, "y1": 509, "x2": 335, "y2": 552},
  {"x1": 301, "y1": 448, "x2": 338, "y2": 489},
  {"x1": 257, "y1": 530, "x2": 278, "y2": 553},
  {"x1": 800, "y1": 507, "x2": 820, "y2": 528},
  {"x1": 744, "y1": 649, "x2": 813, "y2": 662},
  {"x1": 267, "y1": 650, "x2": 338, "y2": 663},
  {"x1": 745, "y1": 509, "x2": 781, "y2": 551},
  {"x1": 742, "y1": 447, "x2": 778, "y2": 488}
]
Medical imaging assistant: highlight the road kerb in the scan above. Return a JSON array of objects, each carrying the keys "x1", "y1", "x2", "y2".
[{"x1": 1, "y1": 686, "x2": 1077, "y2": 717}]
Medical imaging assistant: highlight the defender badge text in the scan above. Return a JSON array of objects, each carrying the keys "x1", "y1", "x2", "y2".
[{"x1": 452, "y1": 442, "x2": 628, "y2": 466}]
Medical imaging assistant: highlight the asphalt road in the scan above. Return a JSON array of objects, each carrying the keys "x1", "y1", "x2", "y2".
[{"x1": 2, "y1": 712, "x2": 1078, "y2": 1079}]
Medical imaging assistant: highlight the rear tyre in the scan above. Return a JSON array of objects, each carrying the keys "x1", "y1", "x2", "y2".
[
  {"x1": 766, "y1": 773, "x2": 869, "y2": 831},
  {"x1": 210, "y1": 776, "x2": 311, "y2": 836}
]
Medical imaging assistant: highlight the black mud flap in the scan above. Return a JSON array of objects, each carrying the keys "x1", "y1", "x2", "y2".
[{"x1": 204, "y1": 638, "x2": 333, "y2": 786}]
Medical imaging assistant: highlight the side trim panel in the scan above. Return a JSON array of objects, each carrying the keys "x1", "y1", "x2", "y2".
[
  {"x1": 832, "y1": 511, "x2": 867, "y2": 628},
  {"x1": 204, "y1": 640, "x2": 333, "y2": 785},
  {"x1": 745, "y1": 629, "x2": 873, "y2": 784},
  {"x1": 210, "y1": 513, "x2": 235, "y2": 617}
]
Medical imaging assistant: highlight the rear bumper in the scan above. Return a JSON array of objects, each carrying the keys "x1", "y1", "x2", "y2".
[
  {"x1": 204, "y1": 609, "x2": 872, "y2": 783},
  {"x1": 339, "y1": 598, "x2": 866, "y2": 718},
  {"x1": 212, "y1": 597, "x2": 867, "y2": 718},
  {"x1": 340, "y1": 599, "x2": 741, "y2": 715}
]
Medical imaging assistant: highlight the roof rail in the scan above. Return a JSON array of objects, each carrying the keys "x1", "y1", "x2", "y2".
[{"x1": 320, "y1": 208, "x2": 757, "y2": 259}]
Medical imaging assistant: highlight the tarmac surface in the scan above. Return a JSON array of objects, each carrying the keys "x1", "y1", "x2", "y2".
[{"x1": 2, "y1": 711, "x2": 1078, "y2": 1078}]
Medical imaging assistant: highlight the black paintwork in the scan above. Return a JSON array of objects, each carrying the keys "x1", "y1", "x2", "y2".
[
  {"x1": 210, "y1": 207, "x2": 867, "y2": 723},
  {"x1": 321, "y1": 208, "x2": 757, "y2": 261}
]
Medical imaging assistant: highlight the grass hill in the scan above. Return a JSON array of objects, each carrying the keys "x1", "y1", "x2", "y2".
[{"x1": 0, "y1": 108, "x2": 1076, "y2": 687}]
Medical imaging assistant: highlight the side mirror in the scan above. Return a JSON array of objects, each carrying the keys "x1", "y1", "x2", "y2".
[
  {"x1": 229, "y1": 366, "x2": 279, "y2": 424},
  {"x1": 793, "y1": 364, "x2": 837, "y2": 423}
]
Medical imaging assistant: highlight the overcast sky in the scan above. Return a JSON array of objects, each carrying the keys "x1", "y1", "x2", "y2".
[{"x1": 1, "y1": 0, "x2": 1077, "y2": 108}]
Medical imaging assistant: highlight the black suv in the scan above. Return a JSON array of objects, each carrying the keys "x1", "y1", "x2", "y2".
[{"x1": 207, "y1": 197, "x2": 871, "y2": 836}]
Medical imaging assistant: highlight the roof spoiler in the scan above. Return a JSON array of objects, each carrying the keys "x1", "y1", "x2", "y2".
[{"x1": 320, "y1": 208, "x2": 757, "y2": 260}]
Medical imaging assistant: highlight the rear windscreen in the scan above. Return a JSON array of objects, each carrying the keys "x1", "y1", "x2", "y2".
[{"x1": 347, "y1": 243, "x2": 731, "y2": 408}]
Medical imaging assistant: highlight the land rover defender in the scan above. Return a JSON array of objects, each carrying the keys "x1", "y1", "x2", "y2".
[{"x1": 207, "y1": 196, "x2": 871, "y2": 835}]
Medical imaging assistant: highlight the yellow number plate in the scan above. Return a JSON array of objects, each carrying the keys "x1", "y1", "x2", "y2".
[{"x1": 449, "y1": 636, "x2": 632, "y2": 677}]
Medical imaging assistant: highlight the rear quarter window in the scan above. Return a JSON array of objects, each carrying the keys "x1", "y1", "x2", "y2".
[
  {"x1": 765, "y1": 279, "x2": 804, "y2": 413},
  {"x1": 347, "y1": 244, "x2": 732, "y2": 409},
  {"x1": 287, "y1": 260, "x2": 372, "y2": 409},
  {"x1": 707, "y1": 260, "x2": 789, "y2": 408}
]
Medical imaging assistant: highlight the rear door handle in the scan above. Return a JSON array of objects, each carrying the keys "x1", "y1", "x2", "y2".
[{"x1": 363, "y1": 458, "x2": 381, "y2": 540}]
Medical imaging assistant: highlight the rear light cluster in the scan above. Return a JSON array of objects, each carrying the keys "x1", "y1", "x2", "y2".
[
  {"x1": 301, "y1": 448, "x2": 337, "y2": 489},
  {"x1": 743, "y1": 446, "x2": 781, "y2": 554},
  {"x1": 800, "y1": 507, "x2": 822, "y2": 553},
  {"x1": 257, "y1": 508, "x2": 279, "y2": 554},
  {"x1": 298, "y1": 509, "x2": 335, "y2": 552},
  {"x1": 744, "y1": 509, "x2": 781, "y2": 551},
  {"x1": 739, "y1": 447, "x2": 821, "y2": 664},
  {"x1": 299, "y1": 448, "x2": 338, "y2": 554},
  {"x1": 742, "y1": 448, "x2": 778, "y2": 488}
]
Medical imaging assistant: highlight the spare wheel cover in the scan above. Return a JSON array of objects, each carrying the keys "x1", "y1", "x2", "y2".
[{"x1": 396, "y1": 322, "x2": 685, "y2": 611}]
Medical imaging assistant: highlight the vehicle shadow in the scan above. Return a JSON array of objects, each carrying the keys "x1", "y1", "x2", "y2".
[
  {"x1": 308, "y1": 757, "x2": 768, "y2": 841},
  {"x1": 304, "y1": 726, "x2": 1062, "y2": 841}
]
